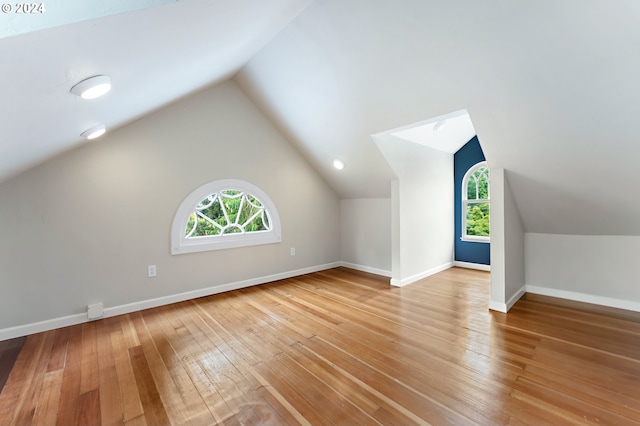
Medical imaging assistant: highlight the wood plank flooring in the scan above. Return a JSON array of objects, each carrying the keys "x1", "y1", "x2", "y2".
[
  {"x1": 0, "y1": 337, "x2": 25, "y2": 394},
  {"x1": 1, "y1": 267, "x2": 639, "y2": 425}
]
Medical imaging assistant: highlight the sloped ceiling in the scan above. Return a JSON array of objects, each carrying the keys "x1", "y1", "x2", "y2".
[
  {"x1": 0, "y1": 0, "x2": 313, "y2": 180},
  {"x1": 4, "y1": 0, "x2": 640, "y2": 237},
  {"x1": 236, "y1": 0, "x2": 640, "y2": 235}
]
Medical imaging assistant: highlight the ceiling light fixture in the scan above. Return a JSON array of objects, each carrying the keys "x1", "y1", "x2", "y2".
[
  {"x1": 70, "y1": 75, "x2": 112, "y2": 99},
  {"x1": 333, "y1": 159, "x2": 345, "y2": 170},
  {"x1": 433, "y1": 120, "x2": 446, "y2": 132},
  {"x1": 81, "y1": 124, "x2": 106, "y2": 140}
]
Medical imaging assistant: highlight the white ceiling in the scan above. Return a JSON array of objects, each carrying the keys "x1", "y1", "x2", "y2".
[
  {"x1": 0, "y1": 0, "x2": 313, "y2": 181},
  {"x1": 4, "y1": 0, "x2": 640, "y2": 236},
  {"x1": 236, "y1": 0, "x2": 640, "y2": 235},
  {"x1": 388, "y1": 110, "x2": 477, "y2": 154}
]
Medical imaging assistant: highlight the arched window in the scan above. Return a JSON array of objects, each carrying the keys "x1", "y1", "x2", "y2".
[
  {"x1": 171, "y1": 179, "x2": 281, "y2": 254},
  {"x1": 462, "y1": 161, "x2": 490, "y2": 242}
]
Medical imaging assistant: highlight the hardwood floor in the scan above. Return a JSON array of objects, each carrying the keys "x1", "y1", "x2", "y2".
[
  {"x1": 1, "y1": 266, "x2": 639, "y2": 425},
  {"x1": 0, "y1": 337, "x2": 25, "y2": 394}
]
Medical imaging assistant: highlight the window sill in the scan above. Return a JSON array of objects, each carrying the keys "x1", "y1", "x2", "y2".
[
  {"x1": 172, "y1": 232, "x2": 281, "y2": 255},
  {"x1": 460, "y1": 236, "x2": 490, "y2": 243}
]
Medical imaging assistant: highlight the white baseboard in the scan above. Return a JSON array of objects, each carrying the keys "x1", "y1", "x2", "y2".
[
  {"x1": 507, "y1": 286, "x2": 526, "y2": 311},
  {"x1": 339, "y1": 262, "x2": 392, "y2": 277},
  {"x1": 526, "y1": 285, "x2": 640, "y2": 313},
  {"x1": 390, "y1": 262, "x2": 453, "y2": 287},
  {"x1": 489, "y1": 300, "x2": 507, "y2": 313},
  {"x1": 0, "y1": 312, "x2": 90, "y2": 342},
  {"x1": 489, "y1": 285, "x2": 526, "y2": 313},
  {"x1": 453, "y1": 261, "x2": 491, "y2": 272},
  {"x1": 0, "y1": 262, "x2": 341, "y2": 341}
]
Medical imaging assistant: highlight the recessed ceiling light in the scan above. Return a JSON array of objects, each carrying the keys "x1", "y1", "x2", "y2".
[
  {"x1": 70, "y1": 75, "x2": 112, "y2": 100},
  {"x1": 333, "y1": 159, "x2": 345, "y2": 170},
  {"x1": 81, "y1": 124, "x2": 106, "y2": 140}
]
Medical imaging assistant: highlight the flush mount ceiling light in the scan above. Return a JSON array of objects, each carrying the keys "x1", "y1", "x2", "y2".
[
  {"x1": 433, "y1": 120, "x2": 446, "y2": 132},
  {"x1": 81, "y1": 124, "x2": 106, "y2": 140},
  {"x1": 70, "y1": 75, "x2": 112, "y2": 99},
  {"x1": 333, "y1": 159, "x2": 345, "y2": 170}
]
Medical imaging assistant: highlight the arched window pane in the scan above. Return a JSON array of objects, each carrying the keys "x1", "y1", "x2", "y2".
[
  {"x1": 477, "y1": 170, "x2": 489, "y2": 200},
  {"x1": 467, "y1": 178, "x2": 477, "y2": 200},
  {"x1": 171, "y1": 179, "x2": 282, "y2": 254},
  {"x1": 186, "y1": 190, "x2": 271, "y2": 238},
  {"x1": 462, "y1": 162, "x2": 490, "y2": 242}
]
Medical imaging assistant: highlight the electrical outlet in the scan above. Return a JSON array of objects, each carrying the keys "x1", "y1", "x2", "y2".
[
  {"x1": 290, "y1": 247, "x2": 296, "y2": 256},
  {"x1": 148, "y1": 264, "x2": 157, "y2": 277}
]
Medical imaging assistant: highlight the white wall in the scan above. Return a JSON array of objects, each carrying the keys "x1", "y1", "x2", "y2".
[
  {"x1": 0, "y1": 80, "x2": 340, "y2": 335},
  {"x1": 374, "y1": 136, "x2": 454, "y2": 286},
  {"x1": 526, "y1": 233, "x2": 640, "y2": 311},
  {"x1": 391, "y1": 180, "x2": 401, "y2": 284},
  {"x1": 490, "y1": 169, "x2": 525, "y2": 312},
  {"x1": 340, "y1": 198, "x2": 391, "y2": 276}
]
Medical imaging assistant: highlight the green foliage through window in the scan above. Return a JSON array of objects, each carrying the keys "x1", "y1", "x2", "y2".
[
  {"x1": 467, "y1": 168, "x2": 489, "y2": 200},
  {"x1": 466, "y1": 202, "x2": 490, "y2": 237},
  {"x1": 463, "y1": 163, "x2": 490, "y2": 239},
  {"x1": 185, "y1": 190, "x2": 271, "y2": 238}
]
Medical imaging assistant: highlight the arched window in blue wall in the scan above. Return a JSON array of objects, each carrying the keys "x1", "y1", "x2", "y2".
[{"x1": 462, "y1": 161, "x2": 490, "y2": 242}]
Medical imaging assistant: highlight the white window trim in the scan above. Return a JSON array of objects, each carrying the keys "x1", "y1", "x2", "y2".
[
  {"x1": 171, "y1": 179, "x2": 281, "y2": 255},
  {"x1": 461, "y1": 161, "x2": 490, "y2": 243},
  {"x1": 461, "y1": 233, "x2": 490, "y2": 243}
]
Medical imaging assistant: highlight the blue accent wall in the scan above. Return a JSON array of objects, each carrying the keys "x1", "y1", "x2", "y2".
[{"x1": 454, "y1": 137, "x2": 490, "y2": 265}]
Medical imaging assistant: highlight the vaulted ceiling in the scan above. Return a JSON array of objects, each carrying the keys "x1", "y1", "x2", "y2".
[
  {"x1": 0, "y1": 0, "x2": 313, "y2": 179},
  {"x1": 4, "y1": 0, "x2": 640, "y2": 236},
  {"x1": 237, "y1": 0, "x2": 640, "y2": 235}
]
